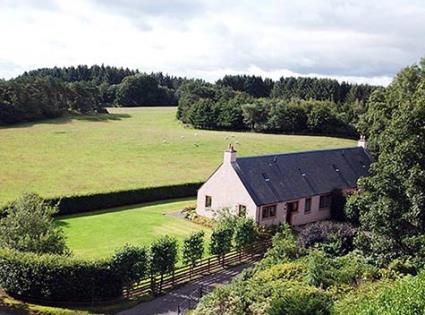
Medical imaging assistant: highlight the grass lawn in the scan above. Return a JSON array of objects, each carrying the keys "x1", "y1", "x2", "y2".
[
  {"x1": 55, "y1": 198, "x2": 207, "y2": 260},
  {"x1": 0, "y1": 107, "x2": 355, "y2": 205}
]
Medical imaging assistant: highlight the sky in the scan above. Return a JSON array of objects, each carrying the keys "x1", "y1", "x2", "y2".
[{"x1": 0, "y1": 0, "x2": 424, "y2": 85}]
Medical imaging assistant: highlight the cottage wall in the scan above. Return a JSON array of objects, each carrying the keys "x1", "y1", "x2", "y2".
[
  {"x1": 288, "y1": 195, "x2": 331, "y2": 225},
  {"x1": 258, "y1": 195, "x2": 331, "y2": 226},
  {"x1": 196, "y1": 162, "x2": 258, "y2": 220}
]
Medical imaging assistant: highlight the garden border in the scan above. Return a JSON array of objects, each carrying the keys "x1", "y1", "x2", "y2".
[{"x1": 2, "y1": 239, "x2": 271, "y2": 308}]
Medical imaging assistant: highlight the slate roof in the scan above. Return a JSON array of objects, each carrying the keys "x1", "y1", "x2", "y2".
[{"x1": 232, "y1": 147, "x2": 372, "y2": 206}]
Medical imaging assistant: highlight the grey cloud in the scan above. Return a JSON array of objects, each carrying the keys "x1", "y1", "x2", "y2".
[
  {"x1": 202, "y1": 0, "x2": 425, "y2": 78},
  {"x1": 1, "y1": 0, "x2": 424, "y2": 83},
  {"x1": 82, "y1": 0, "x2": 425, "y2": 78}
]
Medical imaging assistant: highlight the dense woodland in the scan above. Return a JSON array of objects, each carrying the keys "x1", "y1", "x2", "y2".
[
  {"x1": 178, "y1": 75, "x2": 375, "y2": 138},
  {"x1": 0, "y1": 65, "x2": 185, "y2": 124},
  {"x1": 1, "y1": 65, "x2": 374, "y2": 139}
]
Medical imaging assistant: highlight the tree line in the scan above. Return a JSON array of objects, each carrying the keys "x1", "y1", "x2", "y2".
[
  {"x1": 177, "y1": 78, "x2": 370, "y2": 137},
  {"x1": 1, "y1": 66, "x2": 375, "y2": 132},
  {"x1": 217, "y1": 74, "x2": 374, "y2": 104},
  {"x1": 0, "y1": 65, "x2": 188, "y2": 125}
]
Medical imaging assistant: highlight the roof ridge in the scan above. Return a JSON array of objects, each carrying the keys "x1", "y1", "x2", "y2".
[{"x1": 236, "y1": 146, "x2": 361, "y2": 160}]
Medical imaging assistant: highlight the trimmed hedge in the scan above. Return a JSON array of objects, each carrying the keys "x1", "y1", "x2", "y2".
[
  {"x1": 0, "y1": 248, "x2": 122, "y2": 303},
  {"x1": 46, "y1": 182, "x2": 202, "y2": 215}
]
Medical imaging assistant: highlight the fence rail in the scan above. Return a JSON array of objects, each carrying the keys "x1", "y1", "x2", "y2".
[{"x1": 128, "y1": 238, "x2": 272, "y2": 297}]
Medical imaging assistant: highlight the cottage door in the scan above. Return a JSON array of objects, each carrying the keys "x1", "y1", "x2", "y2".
[
  {"x1": 286, "y1": 205, "x2": 292, "y2": 224},
  {"x1": 286, "y1": 201, "x2": 298, "y2": 225}
]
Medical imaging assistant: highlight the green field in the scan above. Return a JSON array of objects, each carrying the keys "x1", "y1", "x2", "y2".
[
  {"x1": 0, "y1": 107, "x2": 355, "y2": 205},
  {"x1": 56, "y1": 198, "x2": 205, "y2": 260}
]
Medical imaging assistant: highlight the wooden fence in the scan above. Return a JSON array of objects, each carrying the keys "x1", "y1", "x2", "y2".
[{"x1": 128, "y1": 238, "x2": 272, "y2": 297}]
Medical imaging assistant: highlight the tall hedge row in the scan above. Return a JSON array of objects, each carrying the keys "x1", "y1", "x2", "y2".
[
  {"x1": 0, "y1": 248, "x2": 122, "y2": 302},
  {"x1": 46, "y1": 182, "x2": 202, "y2": 215}
]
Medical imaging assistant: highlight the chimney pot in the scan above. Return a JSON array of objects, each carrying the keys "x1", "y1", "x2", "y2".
[
  {"x1": 224, "y1": 143, "x2": 237, "y2": 163},
  {"x1": 357, "y1": 135, "x2": 368, "y2": 149}
]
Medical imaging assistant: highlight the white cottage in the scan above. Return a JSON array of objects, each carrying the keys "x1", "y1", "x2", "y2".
[{"x1": 196, "y1": 137, "x2": 371, "y2": 226}]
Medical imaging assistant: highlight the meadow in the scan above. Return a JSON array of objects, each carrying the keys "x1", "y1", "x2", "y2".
[
  {"x1": 56, "y1": 198, "x2": 205, "y2": 260},
  {"x1": 0, "y1": 107, "x2": 355, "y2": 205}
]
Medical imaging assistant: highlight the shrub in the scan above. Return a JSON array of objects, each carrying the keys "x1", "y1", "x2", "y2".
[
  {"x1": 344, "y1": 192, "x2": 363, "y2": 225},
  {"x1": 209, "y1": 225, "x2": 233, "y2": 266},
  {"x1": 182, "y1": 206, "x2": 216, "y2": 228},
  {"x1": 307, "y1": 250, "x2": 380, "y2": 289},
  {"x1": 194, "y1": 281, "x2": 245, "y2": 315},
  {"x1": 195, "y1": 276, "x2": 332, "y2": 315},
  {"x1": 334, "y1": 252, "x2": 380, "y2": 286},
  {"x1": 0, "y1": 248, "x2": 122, "y2": 302},
  {"x1": 298, "y1": 221, "x2": 356, "y2": 256},
  {"x1": 259, "y1": 224, "x2": 303, "y2": 268},
  {"x1": 388, "y1": 257, "x2": 418, "y2": 276},
  {"x1": 334, "y1": 271, "x2": 425, "y2": 315},
  {"x1": 0, "y1": 193, "x2": 69, "y2": 255},
  {"x1": 234, "y1": 218, "x2": 257, "y2": 251},
  {"x1": 182, "y1": 231, "x2": 205, "y2": 267},
  {"x1": 150, "y1": 236, "x2": 178, "y2": 293},
  {"x1": 267, "y1": 284, "x2": 333, "y2": 315},
  {"x1": 254, "y1": 261, "x2": 308, "y2": 283},
  {"x1": 110, "y1": 245, "x2": 148, "y2": 296},
  {"x1": 307, "y1": 250, "x2": 335, "y2": 289}
]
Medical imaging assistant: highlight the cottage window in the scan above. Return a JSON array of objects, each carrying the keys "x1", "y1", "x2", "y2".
[
  {"x1": 319, "y1": 195, "x2": 332, "y2": 209},
  {"x1": 238, "y1": 205, "x2": 247, "y2": 217},
  {"x1": 305, "y1": 198, "x2": 311, "y2": 213},
  {"x1": 205, "y1": 195, "x2": 212, "y2": 208},
  {"x1": 262, "y1": 205, "x2": 277, "y2": 219}
]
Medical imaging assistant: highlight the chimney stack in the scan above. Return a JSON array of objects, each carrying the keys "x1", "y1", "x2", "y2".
[
  {"x1": 357, "y1": 135, "x2": 367, "y2": 149},
  {"x1": 224, "y1": 144, "x2": 237, "y2": 164}
]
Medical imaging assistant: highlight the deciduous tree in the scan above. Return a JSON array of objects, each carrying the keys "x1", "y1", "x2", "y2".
[
  {"x1": 0, "y1": 193, "x2": 68, "y2": 255},
  {"x1": 150, "y1": 236, "x2": 178, "y2": 293}
]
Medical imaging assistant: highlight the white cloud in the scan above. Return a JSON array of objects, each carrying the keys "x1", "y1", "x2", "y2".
[{"x1": 0, "y1": 0, "x2": 424, "y2": 86}]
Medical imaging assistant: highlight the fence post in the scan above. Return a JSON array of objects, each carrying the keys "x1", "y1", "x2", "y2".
[
  {"x1": 208, "y1": 257, "x2": 211, "y2": 274},
  {"x1": 172, "y1": 269, "x2": 175, "y2": 287},
  {"x1": 150, "y1": 276, "x2": 156, "y2": 295}
]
